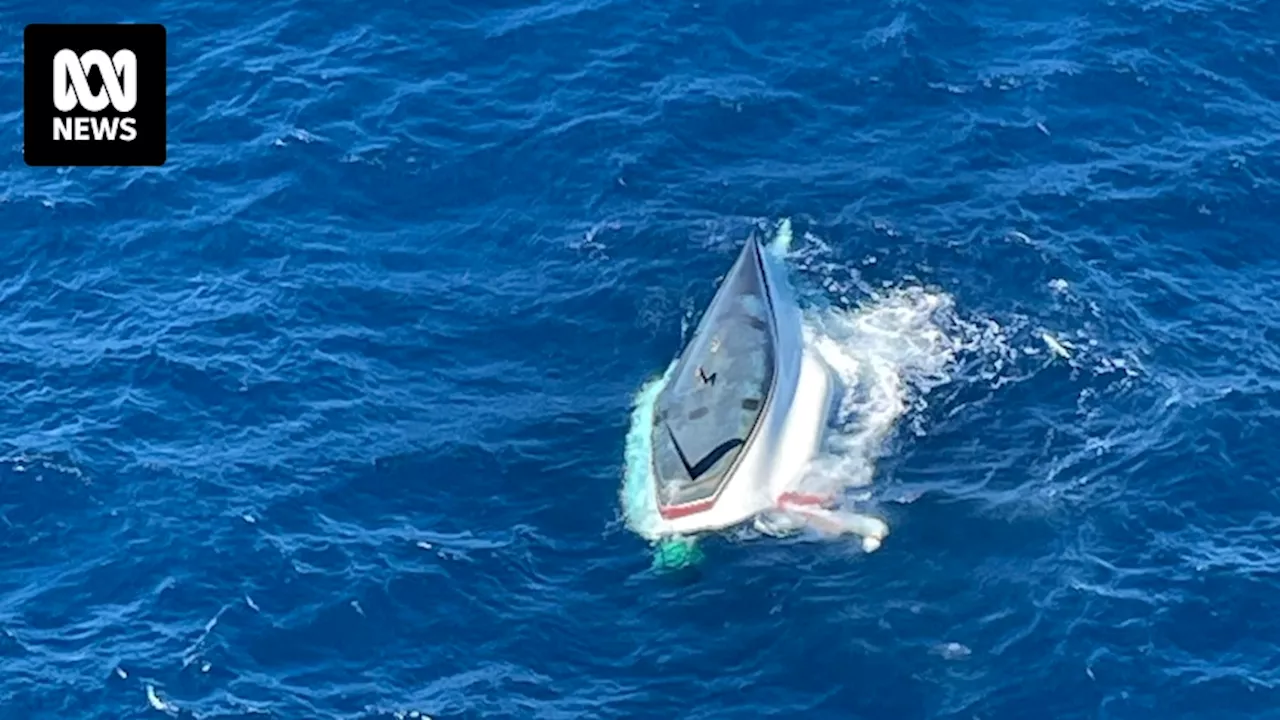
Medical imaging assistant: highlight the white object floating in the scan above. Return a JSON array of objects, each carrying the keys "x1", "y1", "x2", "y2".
[
  {"x1": 933, "y1": 641, "x2": 972, "y2": 659},
  {"x1": 1041, "y1": 332, "x2": 1071, "y2": 359},
  {"x1": 146, "y1": 684, "x2": 173, "y2": 713}
]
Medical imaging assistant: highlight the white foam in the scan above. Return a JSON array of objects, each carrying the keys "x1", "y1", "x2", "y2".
[
  {"x1": 796, "y1": 286, "x2": 961, "y2": 503},
  {"x1": 620, "y1": 366, "x2": 673, "y2": 539}
]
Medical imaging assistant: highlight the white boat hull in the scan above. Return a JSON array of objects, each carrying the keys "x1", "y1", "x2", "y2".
[
  {"x1": 641, "y1": 223, "x2": 883, "y2": 546},
  {"x1": 630, "y1": 221, "x2": 890, "y2": 552},
  {"x1": 655, "y1": 341, "x2": 836, "y2": 536}
]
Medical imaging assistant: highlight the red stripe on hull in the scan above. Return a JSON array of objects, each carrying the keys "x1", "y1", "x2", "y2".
[{"x1": 657, "y1": 499, "x2": 717, "y2": 519}]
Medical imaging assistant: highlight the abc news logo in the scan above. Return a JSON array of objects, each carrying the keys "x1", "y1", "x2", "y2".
[
  {"x1": 24, "y1": 24, "x2": 166, "y2": 167},
  {"x1": 53, "y1": 49, "x2": 139, "y2": 142}
]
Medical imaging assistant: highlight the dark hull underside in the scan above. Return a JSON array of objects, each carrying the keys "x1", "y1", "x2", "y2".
[{"x1": 650, "y1": 237, "x2": 779, "y2": 513}]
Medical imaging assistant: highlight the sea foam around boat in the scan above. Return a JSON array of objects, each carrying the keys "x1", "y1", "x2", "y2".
[{"x1": 620, "y1": 223, "x2": 967, "y2": 547}]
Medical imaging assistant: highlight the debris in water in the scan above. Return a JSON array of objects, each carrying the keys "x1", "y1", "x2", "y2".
[
  {"x1": 933, "y1": 641, "x2": 972, "y2": 660},
  {"x1": 1041, "y1": 332, "x2": 1071, "y2": 359},
  {"x1": 146, "y1": 684, "x2": 174, "y2": 713},
  {"x1": 115, "y1": 667, "x2": 128, "y2": 679},
  {"x1": 245, "y1": 594, "x2": 260, "y2": 612}
]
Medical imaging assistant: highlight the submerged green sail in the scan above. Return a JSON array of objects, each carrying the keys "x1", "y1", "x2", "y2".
[{"x1": 652, "y1": 536, "x2": 705, "y2": 570}]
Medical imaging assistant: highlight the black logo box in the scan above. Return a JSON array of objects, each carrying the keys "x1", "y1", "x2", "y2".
[{"x1": 24, "y1": 23, "x2": 166, "y2": 167}]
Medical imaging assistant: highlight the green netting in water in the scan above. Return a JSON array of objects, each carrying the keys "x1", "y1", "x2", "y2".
[{"x1": 652, "y1": 537, "x2": 704, "y2": 570}]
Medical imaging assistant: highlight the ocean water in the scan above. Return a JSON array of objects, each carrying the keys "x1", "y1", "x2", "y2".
[{"x1": 2, "y1": 0, "x2": 1279, "y2": 717}]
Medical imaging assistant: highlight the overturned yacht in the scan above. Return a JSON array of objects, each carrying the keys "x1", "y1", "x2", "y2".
[{"x1": 642, "y1": 225, "x2": 888, "y2": 552}]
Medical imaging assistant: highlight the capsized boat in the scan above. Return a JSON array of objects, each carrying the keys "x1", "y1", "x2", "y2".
[{"x1": 641, "y1": 222, "x2": 889, "y2": 557}]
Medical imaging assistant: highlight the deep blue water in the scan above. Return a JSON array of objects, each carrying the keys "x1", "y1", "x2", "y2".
[{"x1": 3, "y1": 0, "x2": 1280, "y2": 717}]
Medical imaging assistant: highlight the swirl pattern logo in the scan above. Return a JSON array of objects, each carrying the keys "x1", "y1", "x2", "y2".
[{"x1": 53, "y1": 49, "x2": 138, "y2": 113}]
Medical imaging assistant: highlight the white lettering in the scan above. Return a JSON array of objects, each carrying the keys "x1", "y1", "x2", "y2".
[
  {"x1": 52, "y1": 116, "x2": 139, "y2": 141},
  {"x1": 91, "y1": 117, "x2": 118, "y2": 140}
]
